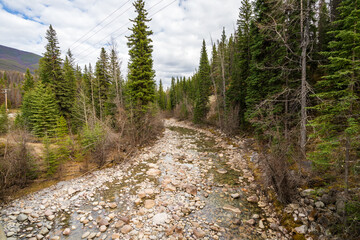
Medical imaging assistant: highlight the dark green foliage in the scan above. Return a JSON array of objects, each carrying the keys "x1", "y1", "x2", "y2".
[
  {"x1": 157, "y1": 79, "x2": 166, "y2": 110},
  {"x1": 22, "y1": 68, "x2": 35, "y2": 94},
  {"x1": 0, "y1": 104, "x2": 8, "y2": 134},
  {"x1": 38, "y1": 25, "x2": 63, "y2": 89},
  {"x1": 94, "y1": 48, "x2": 110, "y2": 120},
  {"x1": 127, "y1": 0, "x2": 155, "y2": 111},
  {"x1": 309, "y1": 0, "x2": 360, "y2": 168},
  {"x1": 193, "y1": 40, "x2": 211, "y2": 124},
  {"x1": 22, "y1": 82, "x2": 59, "y2": 137},
  {"x1": 61, "y1": 55, "x2": 77, "y2": 118},
  {"x1": 43, "y1": 135, "x2": 57, "y2": 175}
]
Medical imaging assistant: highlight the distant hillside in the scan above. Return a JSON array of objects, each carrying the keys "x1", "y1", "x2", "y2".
[{"x1": 0, "y1": 45, "x2": 42, "y2": 73}]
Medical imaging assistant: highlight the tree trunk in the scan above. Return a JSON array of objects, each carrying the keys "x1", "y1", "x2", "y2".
[{"x1": 300, "y1": 0, "x2": 309, "y2": 157}]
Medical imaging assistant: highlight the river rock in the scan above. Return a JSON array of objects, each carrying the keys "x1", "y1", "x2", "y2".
[
  {"x1": 81, "y1": 231, "x2": 90, "y2": 238},
  {"x1": 111, "y1": 233, "x2": 120, "y2": 239},
  {"x1": 295, "y1": 225, "x2": 308, "y2": 234},
  {"x1": 99, "y1": 225, "x2": 107, "y2": 232},
  {"x1": 44, "y1": 210, "x2": 53, "y2": 217},
  {"x1": 144, "y1": 200, "x2": 155, "y2": 209},
  {"x1": 230, "y1": 193, "x2": 241, "y2": 199},
  {"x1": 216, "y1": 169, "x2": 227, "y2": 174},
  {"x1": 315, "y1": 201, "x2": 325, "y2": 208},
  {"x1": 115, "y1": 220, "x2": 125, "y2": 228},
  {"x1": 121, "y1": 225, "x2": 132, "y2": 234},
  {"x1": 99, "y1": 218, "x2": 109, "y2": 226},
  {"x1": 153, "y1": 213, "x2": 168, "y2": 225},
  {"x1": 108, "y1": 202, "x2": 117, "y2": 209},
  {"x1": 185, "y1": 185, "x2": 197, "y2": 195},
  {"x1": 39, "y1": 227, "x2": 49, "y2": 235},
  {"x1": 193, "y1": 228, "x2": 206, "y2": 238},
  {"x1": 223, "y1": 204, "x2": 241, "y2": 214},
  {"x1": 146, "y1": 168, "x2": 161, "y2": 176},
  {"x1": 88, "y1": 232, "x2": 97, "y2": 239},
  {"x1": 247, "y1": 195, "x2": 258, "y2": 203},
  {"x1": 17, "y1": 213, "x2": 28, "y2": 222},
  {"x1": 63, "y1": 228, "x2": 71, "y2": 235},
  {"x1": 246, "y1": 219, "x2": 255, "y2": 225}
]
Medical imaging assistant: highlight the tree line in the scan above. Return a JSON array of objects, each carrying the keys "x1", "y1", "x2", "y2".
[
  {"x1": 0, "y1": 0, "x2": 160, "y2": 199},
  {"x1": 161, "y1": 0, "x2": 359, "y2": 237}
]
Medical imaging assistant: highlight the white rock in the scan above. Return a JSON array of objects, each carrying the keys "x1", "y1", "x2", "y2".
[{"x1": 153, "y1": 213, "x2": 168, "y2": 225}]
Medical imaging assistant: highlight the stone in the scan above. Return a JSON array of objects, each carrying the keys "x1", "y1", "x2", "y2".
[
  {"x1": 108, "y1": 202, "x2": 117, "y2": 209},
  {"x1": 99, "y1": 225, "x2": 107, "y2": 232},
  {"x1": 39, "y1": 227, "x2": 49, "y2": 235},
  {"x1": 315, "y1": 201, "x2": 325, "y2": 208},
  {"x1": 146, "y1": 168, "x2": 161, "y2": 176},
  {"x1": 121, "y1": 225, "x2": 132, "y2": 234},
  {"x1": 51, "y1": 237, "x2": 60, "y2": 240},
  {"x1": 164, "y1": 184, "x2": 176, "y2": 192},
  {"x1": 166, "y1": 225, "x2": 176, "y2": 236},
  {"x1": 144, "y1": 200, "x2": 155, "y2": 209},
  {"x1": 119, "y1": 216, "x2": 130, "y2": 224},
  {"x1": 44, "y1": 210, "x2": 53, "y2": 216},
  {"x1": 259, "y1": 220, "x2": 265, "y2": 229},
  {"x1": 36, "y1": 234, "x2": 44, "y2": 239},
  {"x1": 301, "y1": 189, "x2": 315, "y2": 197},
  {"x1": 246, "y1": 219, "x2": 255, "y2": 225},
  {"x1": 115, "y1": 220, "x2": 125, "y2": 228},
  {"x1": 252, "y1": 214, "x2": 260, "y2": 219},
  {"x1": 63, "y1": 228, "x2": 71, "y2": 236},
  {"x1": 186, "y1": 185, "x2": 197, "y2": 195},
  {"x1": 193, "y1": 228, "x2": 206, "y2": 238},
  {"x1": 6, "y1": 232, "x2": 15, "y2": 237},
  {"x1": 153, "y1": 213, "x2": 168, "y2": 225},
  {"x1": 216, "y1": 169, "x2": 227, "y2": 174},
  {"x1": 111, "y1": 233, "x2": 120, "y2": 239},
  {"x1": 135, "y1": 198, "x2": 142, "y2": 205},
  {"x1": 145, "y1": 189, "x2": 154, "y2": 195},
  {"x1": 230, "y1": 193, "x2": 241, "y2": 199},
  {"x1": 81, "y1": 231, "x2": 90, "y2": 239},
  {"x1": 295, "y1": 225, "x2": 308, "y2": 234},
  {"x1": 17, "y1": 213, "x2": 28, "y2": 222},
  {"x1": 138, "y1": 191, "x2": 146, "y2": 199},
  {"x1": 223, "y1": 204, "x2": 241, "y2": 214},
  {"x1": 47, "y1": 214, "x2": 55, "y2": 221},
  {"x1": 270, "y1": 223, "x2": 279, "y2": 230},
  {"x1": 88, "y1": 232, "x2": 97, "y2": 239},
  {"x1": 247, "y1": 195, "x2": 258, "y2": 203},
  {"x1": 99, "y1": 218, "x2": 109, "y2": 226}
]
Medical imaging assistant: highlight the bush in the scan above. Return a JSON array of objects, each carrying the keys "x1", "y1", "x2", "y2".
[
  {"x1": 0, "y1": 130, "x2": 36, "y2": 200},
  {"x1": 0, "y1": 104, "x2": 8, "y2": 134}
]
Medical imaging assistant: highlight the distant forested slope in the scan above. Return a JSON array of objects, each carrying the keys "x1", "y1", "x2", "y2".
[{"x1": 0, "y1": 45, "x2": 41, "y2": 73}]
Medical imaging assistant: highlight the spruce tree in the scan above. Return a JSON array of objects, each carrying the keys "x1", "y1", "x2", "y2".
[
  {"x1": 193, "y1": 40, "x2": 211, "y2": 124},
  {"x1": 127, "y1": 0, "x2": 155, "y2": 112},
  {"x1": 94, "y1": 47, "x2": 110, "y2": 120},
  {"x1": 39, "y1": 25, "x2": 63, "y2": 89},
  {"x1": 22, "y1": 68, "x2": 35, "y2": 95},
  {"x1": 29, "y1": 82, "x2": 59, "y2": 137},
  {"x1": 309, "y1": 0, "x2": 360, "y2": 176},
  {"x1": 62, "y1": 55, "x2": 77, "y2": 118}
]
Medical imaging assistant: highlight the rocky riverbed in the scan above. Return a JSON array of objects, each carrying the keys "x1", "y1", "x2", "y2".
[{"x1": 0, "y1": 119, "x2": 290, "y2": 240}]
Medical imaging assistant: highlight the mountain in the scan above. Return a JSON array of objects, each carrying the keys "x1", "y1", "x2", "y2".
[{"x1": 0, "y1": 45, "x2": 42, "y2": 73}]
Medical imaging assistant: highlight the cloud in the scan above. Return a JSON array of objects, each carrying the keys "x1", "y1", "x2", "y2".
[{"x1": 0, "y1": 0, "x2": 240, "y2": 88}]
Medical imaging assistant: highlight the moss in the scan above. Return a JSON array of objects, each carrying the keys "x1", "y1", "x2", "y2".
[{"x1": 293, "y1": 233, "x2": 306, "y2": 240}]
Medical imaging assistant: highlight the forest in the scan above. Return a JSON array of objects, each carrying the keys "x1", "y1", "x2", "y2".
[{"x1": 0, "y1": 0, "x2": 359, "y2": 239}]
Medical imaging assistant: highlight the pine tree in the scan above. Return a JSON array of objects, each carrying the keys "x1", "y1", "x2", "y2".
[
  {"x1": 38, "y1": 25, "x2": 63, "y2": 89},
  {"x1": 94, "y1": 47, "x2": 110, "y2": 120},
  {"x1": 228, "y1": 0, "x2": 253, "y2": 128},
  {"x1": 127, "y1": 0, "x2": 155, "y2": 112},
  {"x1": 309, "y1": 0, "x2": 360, "y2": 183},
  {"x1": 29, "y1": 82, "x2": 59, "y2": 137},
  {"x1": 22, "y1": 68, "x2": 35, "y2": 95},
  {"x1": 61, "y1": 54, "x2": 77, "y2": 118},
  {"x1": 193, "y1": 40, "x2": 211, "y2": 124},
  {"x1": 157, "y1": 79, "x2": 166, "y2": 110}
]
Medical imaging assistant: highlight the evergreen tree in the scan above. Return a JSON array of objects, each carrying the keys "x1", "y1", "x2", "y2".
[
  {"x1": 61, "y1": 55, "x2": 77, "y2": 118},
  {"x1": 27, "y1": 82, "x2": 59, "y2": 137},
  {"x1": 193, "y1": 40, "x2": 211, "y2": 124},
  {"x1": 157, "y1": 79, "x2": 166, "y2": 110},
  {"x1": 127, "y1": 0, "x2": 155, "y2": 112},
  {"x1": 310, "y1": 0, "x2": 360, "y2": 177},
  {"x1": 94, "y1": 48, "x2": 110, "y2": 120},
  {"x1": 22, "y1": 68, "x2": 35, "y2": 95},
  {"x1": 38, "y1": 25, "x2": 63, "y2": 89}
]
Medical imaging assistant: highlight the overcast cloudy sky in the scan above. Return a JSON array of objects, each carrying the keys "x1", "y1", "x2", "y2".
[{"x1": 0, "y1": 0, "x2": 240, "y2": 87}]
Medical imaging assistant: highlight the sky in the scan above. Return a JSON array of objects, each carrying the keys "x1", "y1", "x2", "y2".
[{"x1": 0, "y1": 0, "x2": 240, "y2": 87}]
